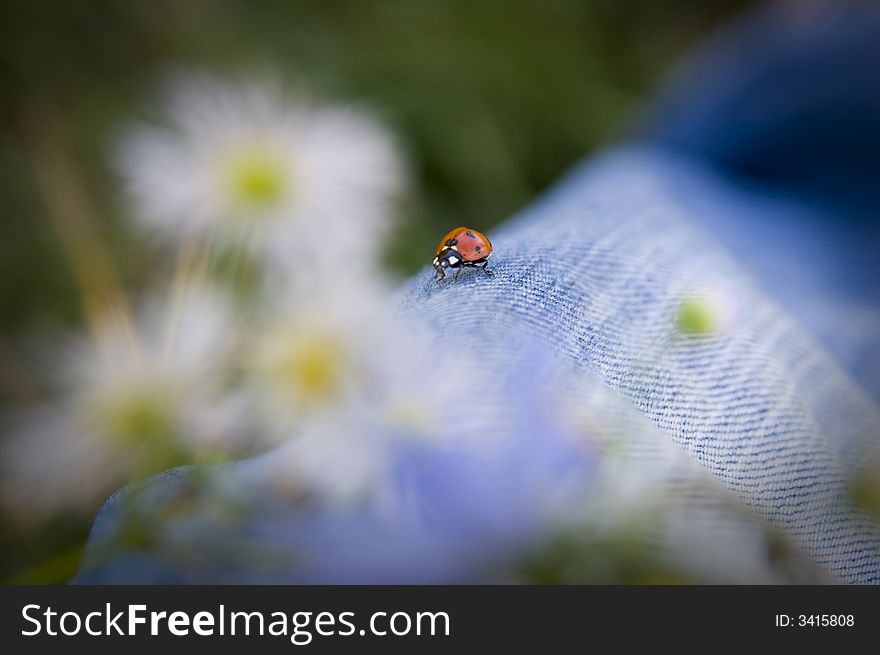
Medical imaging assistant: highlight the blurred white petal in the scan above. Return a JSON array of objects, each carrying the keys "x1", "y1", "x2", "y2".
[
  {"x1": 117, "y1": 72, "x2": 405, "y2": 281},
  {"x1": 1, "y1": 283, "x2": 248, "y2": 522}
]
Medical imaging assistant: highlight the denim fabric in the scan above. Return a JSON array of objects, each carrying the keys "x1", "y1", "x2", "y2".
[
  {"x1": 640, "y1": 0, "x2": 880, "y2": 224},
  {"x1": 395, "y1": 147, "x2": 880, "y2": 584},
  {"x1": 631, "y1": 157, "x2": 880, "y2": 401},
  {"x1": 637, "y1": 0, "x2": 880, "y2": 399}
]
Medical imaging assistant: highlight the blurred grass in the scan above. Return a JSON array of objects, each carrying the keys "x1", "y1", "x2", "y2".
[{"x1": 0, "y1": 0, "x2": 756, "y2": 582}]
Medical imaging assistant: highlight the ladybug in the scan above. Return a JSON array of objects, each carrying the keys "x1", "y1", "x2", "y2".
[{"x1": 432, "y1": 227, "x2": 493, "y2": 280}]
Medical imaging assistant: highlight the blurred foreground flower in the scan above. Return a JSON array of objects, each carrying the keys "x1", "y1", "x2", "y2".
[
  {"x1": 77, "y1": 349, "x2": 597, "y2": 583},
  {"x1": 675, "y1": 288, "x2": 738, "y2": 336},
  {"x1": 75, "y1": 347, "x2": 819, "y2": 584},
  {"x1": 242, "y1": 279, "x2": 505, "y2": 481},
  {"x1": 244, "y1": 289, "x2": 388, "y2": 443},
  {"x1": 1, "y1": 285, "x2": 244, "y2": 524},
  {"x1": 117, "y1": 73, "x2": 404, "y2": 283}
]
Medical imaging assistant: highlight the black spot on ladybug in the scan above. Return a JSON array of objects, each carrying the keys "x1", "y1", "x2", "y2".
[
  {"x1": 466, "y1": 231, "x2": 475, "y2": 238},
  {"x1": 446, "y1": 238, "x2": 458, "y2": 247},
  {"x1": 475, "y1": 245, "x2": 481, "y2": 253}
]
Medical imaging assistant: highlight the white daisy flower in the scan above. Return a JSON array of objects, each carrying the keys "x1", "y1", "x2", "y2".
[
  {"x1": 0, "y1": 284, "x2": 244, "y2": 523},
  {"x1": 247, "y1": 289, "x2": 505, "y2": 506},
  {"x1": 117, "y1": 72, "x2": 404, "y2": 283},
  {"x1": 243, "y1": 279, "x2": 396, "y2": 442}
]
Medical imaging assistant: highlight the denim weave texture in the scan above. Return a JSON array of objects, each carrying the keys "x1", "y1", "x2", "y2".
[{"x1": 400, "y1": 147, "x2": 880, "y2": 584}]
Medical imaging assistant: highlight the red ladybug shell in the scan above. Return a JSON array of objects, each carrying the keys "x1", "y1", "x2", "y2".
[{"x1": 434, "y1": 227, "x2": 492, "y2": 262}]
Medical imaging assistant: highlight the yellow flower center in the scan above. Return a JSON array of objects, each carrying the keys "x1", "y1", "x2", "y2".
[
  {"x1": 271, "y1": 332, "x2": 348, "y2": 409},
  {"x1": 224, "y1": 145, "x2": 287, "y2": 210},
  {"x1": 96, "y1": 385, "x2": 177, "y2": 445},
  {"x1": 676, "y1": 295, "x2": 719, "y2": 335}
]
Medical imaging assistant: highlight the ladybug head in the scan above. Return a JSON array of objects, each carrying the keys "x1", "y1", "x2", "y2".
[{"x1": 432, "y1": 249, "x2": 461, "y2": 279}]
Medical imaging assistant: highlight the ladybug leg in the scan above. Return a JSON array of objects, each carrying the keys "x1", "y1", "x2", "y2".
[
  {"x1": 481, "y1": 261, "x2": 494, "y2": 277},
  {"x1": 453, "y1": 267, "x2": 462, "y2": 281}
]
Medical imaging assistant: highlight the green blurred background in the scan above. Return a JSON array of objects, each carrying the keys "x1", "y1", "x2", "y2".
[{"x1": 0, "y1": 0, "x2": 756, "y2": 582}]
